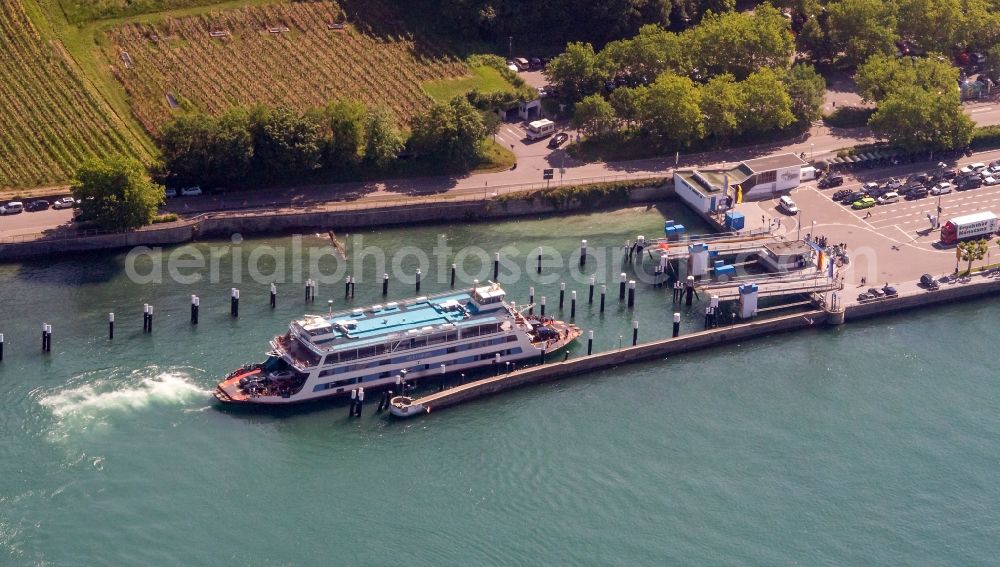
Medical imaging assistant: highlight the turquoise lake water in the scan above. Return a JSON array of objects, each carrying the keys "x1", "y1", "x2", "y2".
[{"x1": 1, "y1": 206, "x2": 998, "y2": 565}]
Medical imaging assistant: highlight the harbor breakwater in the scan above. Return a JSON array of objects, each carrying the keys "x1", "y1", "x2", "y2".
[
  {"x1": 0, "y1": 181, "x2": 672, "y2": 262},
  {"x1": 404, "y1": 275, "x2": 1000, "y2": 415}
]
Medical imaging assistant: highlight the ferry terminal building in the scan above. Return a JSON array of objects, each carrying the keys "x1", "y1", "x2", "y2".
[{"x1": 672, "y1": 153, "x2": 807, "y2": 214}]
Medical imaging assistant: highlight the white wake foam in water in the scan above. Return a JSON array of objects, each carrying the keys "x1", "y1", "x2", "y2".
[{"x1": 39, "y1": 369, "x2": 211, "y2": 424}]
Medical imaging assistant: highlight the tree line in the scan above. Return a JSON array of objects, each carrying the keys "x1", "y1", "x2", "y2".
[
  {"x1": 546, "y1": 6, "x2": 824, "y2": 149},
  {"x1": 787, "y1": 0, "x2": 1000, "y2": 67},
  {"x1": 159, "y1": 97, "x2": 494, "y2": 187},
  {"x1": 397, "y1": 0, "x2": 742, "y2": 50}
]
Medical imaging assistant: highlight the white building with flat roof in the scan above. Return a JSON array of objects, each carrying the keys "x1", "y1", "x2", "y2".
[{"x1": 673, "y1": 153, "x2": 807, "y2": 213}]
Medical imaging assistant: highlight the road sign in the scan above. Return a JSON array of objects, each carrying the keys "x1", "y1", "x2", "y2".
[
  {"x1": 543, "y1": 168, "x2": 554, "y2": 175},
  {"x1": 543, "y1": 173, "x2": 554, "y2": 180}
]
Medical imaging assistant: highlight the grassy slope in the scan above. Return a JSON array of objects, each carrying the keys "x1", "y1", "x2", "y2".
[{"x1": 422, "y1": 65, "x2": 516, "y2": 103}]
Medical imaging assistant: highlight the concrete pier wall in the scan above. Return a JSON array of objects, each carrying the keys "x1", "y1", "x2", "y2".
[
  {"x1": 844, "y1": 277, "x2": 1000, "y2": 320},
  {"x1": 420, "y1": 310, "x2": 826, "y2": 412}
]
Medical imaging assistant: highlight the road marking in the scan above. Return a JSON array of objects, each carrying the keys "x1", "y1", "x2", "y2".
[{"x1": 968, "y1": 107, "x2": 994, "y2": 114}]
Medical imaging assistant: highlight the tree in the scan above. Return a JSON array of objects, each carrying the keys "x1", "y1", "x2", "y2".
[
  {"x1": 320, "y1": 100, "x2": 368, "y2": 169},
  {"x1": 739, "y1": 68, "x2": 796, "y2": 133},
  {"x1": 600, "y1": 24, "x2": 689, "y2": 84},
  {"x1": 71, "y1": 156, "x2": 163, "y2": 231},
  {"x1": 868, "y1": 86, "x2": 974, "y2": 150},
  {"x1": 855, "y1": 54, "x2": 960, "y2": 103},
  {"x1": 158, "y1": 109, "x2": 253, "y2": 186},
  {"x1": 609, "y1": 86, "x2": 648, "y2": 128},
  {"x1": 980, "y1": 44, "x2": 1000, "y2": 83},
  {"x1": 797, "y1": 15, "x2": 837, "y2": 63},
  {"x1": 572, "y1": 94, "x2": 617, "y2": 136},
  {"x1": 409, "y1": 97, "x2": 488, "y2": 167},
  {"x1": 783, "y1": 63, "x2": 826, "y2": 122},
  {"x1": 364, "y1": 107, "x2": 405, "y2": 168},
  {"x1": 545, "y1": 42, "x2": 607, "y2": 102},
  {"x1": 686, "y1": 5, "x2": 795, "y2": 80},
  {"x1": 248, "y1": 107, "x2": 324, "y2": 179},
  {"x1": 700, "y1": 74, "x2": 744, "y2": 140},
  {"x1": 958, "y1": 239, "x2": 989, "y2": 274},
  {"x1": 640, "y1": 73, "x2": 704, "y2": 144},
  {"x1": 826, "y1": 0, "x2": 898, "y2": 67},
  {"x1": 896, "y1": 0, "x2": 964, "y2": 55}
]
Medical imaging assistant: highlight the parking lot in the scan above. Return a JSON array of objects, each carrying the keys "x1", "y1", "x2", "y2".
[{"x1": 732, "y1": 154, "x2": 1000, "y2": 287}]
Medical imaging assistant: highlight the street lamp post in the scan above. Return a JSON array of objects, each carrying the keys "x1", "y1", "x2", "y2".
[{"x1": 810, "y1": 142, "x2": 814, "y2": 161}]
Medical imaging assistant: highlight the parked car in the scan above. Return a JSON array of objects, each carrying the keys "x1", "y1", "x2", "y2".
[
  {"x1": 778, "y1": 195, "x2": 799, "y2": 214},
  {"x1": 931, "y1": 182, "x2": 954, "y2": 195},
  {"x1": 867, "y1": 287, "x2": 885, "y2": 298},
  {"x1": 852, "y1": 197, "x2": 877, "y2": 209},
  {"x1": 818, "y1": 174, "x2": 845, "y2": 189},
  {"x1": 25, "y1": 199, "x2": 50, "y2": 211},
  {"x1": 877, "y1": 191, "x2": 900, "y2": 204},
  {"x1": 958, "y1": 176, "x2": 983, "y2": 190},
  {"x1": 513, "y1": 57, "x2": 530, "y2": 71},
  {"x1": 857, "y1": 292, "x2": 873, "y2": 302},
  {"x1": 842, "y1": 190, "x2": 866, "y2": 204},
  {"x1": 984, "y1": 175, "x2": 1000, "y2": 186},
  {"x1": 919, "y1": 273, "x2": 940, "y2": 290},
  {"x1": 0, "y1": 201, "x2": 24, "y2": 214},
  {"x1": 960, "y1": 162, "x2": 986, "y2": 174},
  {"x1": 907, "y1": 186, "x2": 929, "y2": 199},
  {"x1": 861, "y1": 181, "x2": 880, "y2": 194},
  {"x1": 164, "y1": 187, "x2": 178, "y2": 198},
  {"x1": 941, "y1": 168, "x2": 957, "y2": 179},
  {"x1": 883, "y1": 285, "x2": 898, "y2": 296},
  {"x1": 832, "y1": 189, "x2": 852, "y2": 201},
  {"x1": 181, "y1": 186, "x2": 203, "y2": 196},
  {"x1": 529, "y1": 57, "x2": 543, "y2": 70},
  {"x1": 51, "y1": 197, "x2": 75, "y2": 210},
  {"x1": 547, "y1": 132, "x2": 569, "y2": 149},
  {"x1": 883, "y1": 177, "x2": 904, "y2": 190},
  {"x1": 909, "y1": 172, "x2": 931, "y2": 184}
]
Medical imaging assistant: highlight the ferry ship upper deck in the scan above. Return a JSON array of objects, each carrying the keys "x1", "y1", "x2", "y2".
[{"x1": 288, "y1": 285, "x2": 511, "y2": 355}]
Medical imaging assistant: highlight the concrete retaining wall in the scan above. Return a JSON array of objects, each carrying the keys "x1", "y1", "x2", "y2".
[
  {"x1": 845, "y1": 277, "x2": 1000, "y2": 320},
  {"x1": 0, "y1": 183, "x2": 673, "y2": 262},
  {"x1": 422, "y1": 310, "x2": 826, "y2": 411}
]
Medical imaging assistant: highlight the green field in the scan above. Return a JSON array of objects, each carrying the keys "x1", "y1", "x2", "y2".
[{"x1": 422, "y1": 65, "x2": 517, "y2": 103}]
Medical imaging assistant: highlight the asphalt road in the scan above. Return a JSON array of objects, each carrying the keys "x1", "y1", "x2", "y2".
[{"x1": 6, "y1": 99, "x2": 1000, "y2": 240}]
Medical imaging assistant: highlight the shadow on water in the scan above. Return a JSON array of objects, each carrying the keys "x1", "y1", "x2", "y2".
[{"x1": 13, "y1": 250, "x2": 127, "y2": 286}]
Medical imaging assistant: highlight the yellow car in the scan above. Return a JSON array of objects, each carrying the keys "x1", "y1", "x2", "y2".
[{"x1": 852, "y1": 197, "x2": 876, "y2": 209}]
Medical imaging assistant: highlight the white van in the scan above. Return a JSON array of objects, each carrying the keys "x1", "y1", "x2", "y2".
[
  {"x1": 0, "y1": 201, "x2": 24, "y2": 215},
  {"x1": 778, "y1": 195, "x2": 799, "y2": 215},
  {"x1": 526, "y1": 119, "x2": 556, "y2": 140}
]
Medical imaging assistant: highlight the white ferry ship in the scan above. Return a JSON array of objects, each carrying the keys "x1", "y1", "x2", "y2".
[{"x1": 215, "y1": 283, "x2": 580, "y2": 405}]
